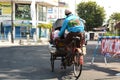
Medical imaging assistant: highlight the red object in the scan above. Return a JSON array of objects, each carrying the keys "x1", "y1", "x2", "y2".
[
  {"x1": 101, "y1": 39, "x2": 120, "y2": 54},
  {"x1": 80, "y1": 56, "x2": 84, "y2": 64}
]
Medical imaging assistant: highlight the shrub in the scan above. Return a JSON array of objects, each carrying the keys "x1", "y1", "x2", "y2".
[
  {"x1": 37, "y1": 23, "x2": 52, "y2": 29},
  {"x1": 104, "y1": 31, "x2": 119, "y2": 36}
]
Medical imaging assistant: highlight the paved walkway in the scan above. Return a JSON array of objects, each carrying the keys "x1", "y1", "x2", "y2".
[{"x1": 0, "y1": 39, "x2": 49, "y2": 47}]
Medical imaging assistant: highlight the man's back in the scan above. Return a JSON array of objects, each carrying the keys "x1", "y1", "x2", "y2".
[{"x1": 64, "y1": 14, "x2": 84, "y2": 32}]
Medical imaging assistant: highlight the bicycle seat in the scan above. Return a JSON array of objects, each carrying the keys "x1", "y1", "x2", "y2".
[{"x1": 72, "y1": 36, "x2": 81, "y2": 41}]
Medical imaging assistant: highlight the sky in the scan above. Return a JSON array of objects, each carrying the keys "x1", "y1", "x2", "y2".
[
  {"x1": 65, "y1": 0, "x2": 120, "y2": 20},
  {"x1": 93, "y1": 0, "x2": 120, "y2": 19}
]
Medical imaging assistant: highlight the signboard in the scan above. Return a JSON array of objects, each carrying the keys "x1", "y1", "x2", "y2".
[
  {"x1": 101, "y1": 39, "x2": 120, "y2": 54},
  {"x1": 0, "y1": 2, "x2": 11, "y2": 20},
  {"x1": 0, "y1": 2, "x2": 11, "y2": 15},
  {"x1": 47, "y1": 8, "x2": 53, "y2": 13}
]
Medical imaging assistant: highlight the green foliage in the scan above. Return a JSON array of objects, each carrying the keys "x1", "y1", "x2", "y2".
[
  {"x1": 104, "y1": 31, "x2": 119, "y2": 36},
  {"x1": 15, "y1": 4, "x2": 31, "y2": 20},
  {"x1": 37, "y1": 23, "x2": 52, "y2": 29},
  {"x1": 68, "y1": 19, "x2": 80, "y2": 27},
  {"x1": 110, "y1": 12, "x2": 120, "y2": 21},
  {"x1": 77, "y1": 1, "x2": 105, "y2": 31},
  {"x1": 116, "y1": 30, "x2": 120, "y2": 36}
]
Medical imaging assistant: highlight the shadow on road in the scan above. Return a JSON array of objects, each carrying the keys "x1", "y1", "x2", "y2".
[
  {"x1": 0, "y1": 42, "x2": 119, "y2": 80},
  {"x1": 0, "y1": 45, "x2": 61, "y2": 80}
]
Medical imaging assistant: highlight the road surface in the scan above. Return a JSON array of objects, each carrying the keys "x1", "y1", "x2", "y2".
[{"x1": 0, "y1": 41, "x2": 119, "y2": 80}]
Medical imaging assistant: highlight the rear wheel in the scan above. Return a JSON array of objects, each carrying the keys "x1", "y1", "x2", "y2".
[
  {"x1": 50, "y1": 54, "x2": 54, "y2": 72},
  {"x1": 73, "y1": 53, "x2": 83, "y2": 79}
]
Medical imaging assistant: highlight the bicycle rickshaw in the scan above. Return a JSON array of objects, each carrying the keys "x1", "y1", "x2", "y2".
[{"x1": 49, "y1": 18, "x2": 84, "y2": 79}]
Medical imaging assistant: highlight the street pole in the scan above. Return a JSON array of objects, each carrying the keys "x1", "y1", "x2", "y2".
[
  {"x1": 58, "y1": 0, "x2": 59, "y2": 18},
  {"x1": 75, "y1": 0, "x2": 77, "y2": 15},
  {"x1": 11, "y1": 0, "x2": 14, "y2": 43}
]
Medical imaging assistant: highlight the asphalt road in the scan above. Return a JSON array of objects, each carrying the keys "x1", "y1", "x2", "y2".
[{"x1": 0, "y1": 41, "x2": 120, "y2": 80}]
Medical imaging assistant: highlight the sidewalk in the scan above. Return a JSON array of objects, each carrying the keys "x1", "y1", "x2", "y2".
[{"x1": 0, "y1": 39, "x2": 49, "y2": 47}]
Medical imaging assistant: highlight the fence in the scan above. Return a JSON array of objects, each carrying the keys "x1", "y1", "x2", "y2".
[{"x1": 91, "y1": 36, "x2": 120, "y2": 64}]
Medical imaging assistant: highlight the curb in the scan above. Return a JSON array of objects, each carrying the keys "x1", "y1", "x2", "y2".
[{"x1": 0, "y1": 40, "x2": 49, "y2": 47}]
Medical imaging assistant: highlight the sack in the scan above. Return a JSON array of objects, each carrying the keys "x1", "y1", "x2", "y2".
[{"x1": 53, "y1": 30, "x2": 60, "y2": 40}]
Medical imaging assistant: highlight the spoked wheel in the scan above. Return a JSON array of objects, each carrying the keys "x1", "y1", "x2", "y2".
[
  {"x1": 50, "y1": 54, "x2": 55, "y2": 72},
  {"x1": 61, "y1": 57, "x2": 66, "y2": 69},
  {"x1": 73, "y1": 53, "x2": 83, "y2": 79}
]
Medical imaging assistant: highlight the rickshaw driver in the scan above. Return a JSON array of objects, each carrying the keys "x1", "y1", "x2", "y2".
[{"x1": 57, "y1": 9, "x2": 86, "y2": 55}]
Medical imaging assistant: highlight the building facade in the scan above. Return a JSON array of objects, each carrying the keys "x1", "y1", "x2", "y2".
[{"x1": 0, "y1": 0, "x2": 59, "y2": 40}]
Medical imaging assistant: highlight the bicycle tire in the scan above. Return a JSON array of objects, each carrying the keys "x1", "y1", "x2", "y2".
[
  {"x1": 73, "y1": 53, "x2": 83, "y2": 79},
  {"x1": 50, "y1": 54, "x2": 54, "y2": 72}
]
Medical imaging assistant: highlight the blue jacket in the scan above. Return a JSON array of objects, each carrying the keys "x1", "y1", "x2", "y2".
[{"x1": 58, "y1": 14, "x2": 85, "y2": 37}]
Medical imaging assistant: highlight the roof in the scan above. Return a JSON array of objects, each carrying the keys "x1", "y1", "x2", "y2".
[
  {"x1": 115, "y1": 21, "x2": 120, "y2": 29},
  {"x1": 93, "y1": 27, "x2": 107, "y2": 31},
  {"x1": 53, "y1": 18, "x2": 65, "y2": 29}
]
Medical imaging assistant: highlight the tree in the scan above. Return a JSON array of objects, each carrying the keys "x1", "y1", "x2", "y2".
[
  {"x1": 77, "y1": 1, "x2": 105, "y2": 31},
  {"x1": 110, "y1": 12, "x2": 120, "y2": 21},
  {"x1": 109, "y1": 13, "x2": 120, "y2": 36}
]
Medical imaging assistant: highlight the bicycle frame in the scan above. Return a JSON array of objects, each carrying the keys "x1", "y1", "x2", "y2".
[
  {"x1": 70, "y1": 36, "x2": 83, "y2": 79},
  {"x1": 71, "y1": 36, "x2": 84, "y2": 64}
]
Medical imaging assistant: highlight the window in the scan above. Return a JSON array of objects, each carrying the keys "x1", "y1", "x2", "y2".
[
  {"x1": 15, "y1": 3, "x2": 31, "y2": 20},
  {"x1": 38, "y1": 5, "x2": 47, "y2": 21}
]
